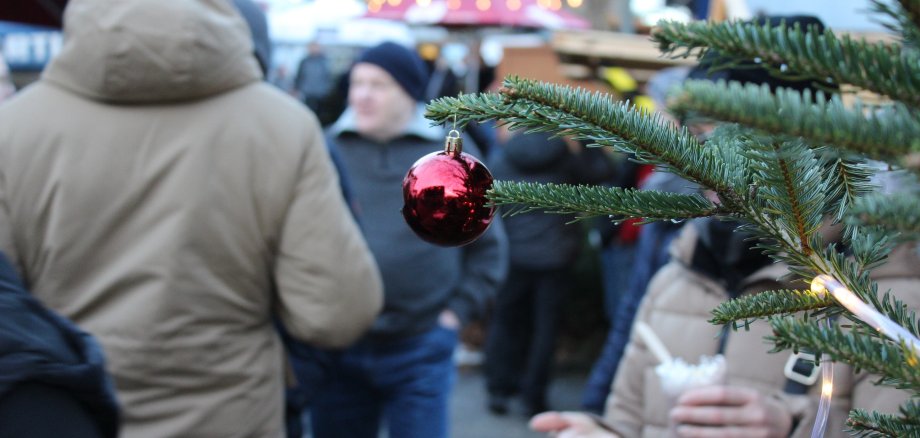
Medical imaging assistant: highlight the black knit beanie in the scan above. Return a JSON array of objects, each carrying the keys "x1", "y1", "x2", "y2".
[
  {"x1": 356, "y1": 41, "x2": 429, "y2": 102},
  {"x1": 687, "y1": 15, "x2": 834, "y2": 97}
]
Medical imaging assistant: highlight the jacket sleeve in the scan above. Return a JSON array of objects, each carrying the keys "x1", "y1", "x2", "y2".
[
  {"x1": 273, "y1": 120, "x2": 383, "y2": 349},
  {"x1": 581, "y1": 268, "x2": 647, "y2": 413},
  {"x1": 0, "y1": 168, "x2": 21, "y2": 276},
  {"x1": 447, "y1": 215, "x2": 508, "y2": 327},
  {"x1": 604, "y1": 262, "x2": 680, "y2": 436}
]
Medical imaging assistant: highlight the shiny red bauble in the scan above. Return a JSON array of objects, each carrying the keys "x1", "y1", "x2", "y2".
[{"x1": 402, "y1": 148, "x2": 496, "y2": 247}]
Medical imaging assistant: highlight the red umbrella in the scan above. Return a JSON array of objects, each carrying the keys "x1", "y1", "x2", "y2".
[{"x1": 366, "y1": 0, "x2": 590, "y2": 30}]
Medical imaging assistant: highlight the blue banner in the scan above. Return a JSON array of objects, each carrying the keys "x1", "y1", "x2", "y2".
[{"x1": 0, "y1": 21, "x2": 62, "y2": 71}]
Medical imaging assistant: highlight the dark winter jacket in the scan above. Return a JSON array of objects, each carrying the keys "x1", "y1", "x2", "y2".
[
  {"x1": 490, "y1": 131, "x2": 615, "y2": 269},
  {"x1": 328, "y1": 105, "x2": 509, "y2": 338},
  {"x1": 0, "y1": 252, "x2": 120, "y2": 437},
  {"x1": 294, "y1": 54, "x2": 332, "y2": 100}
]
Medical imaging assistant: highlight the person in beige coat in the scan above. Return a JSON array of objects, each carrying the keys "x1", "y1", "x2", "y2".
[
  {"x1": 0, "y1": 0, "x2": 383, "y2": 436},
  {"x1": 532, "y1": 218, "x2": 917, "y2": 437}
]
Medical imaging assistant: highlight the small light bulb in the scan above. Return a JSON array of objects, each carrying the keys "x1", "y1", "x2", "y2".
[{"x1": 810, "y1": 275, "x2": 829, "y2": 299}]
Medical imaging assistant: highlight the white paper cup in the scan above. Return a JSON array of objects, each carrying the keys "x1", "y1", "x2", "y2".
[{"x1": 655, "y1": 354, "x2": 727, "y2": 437}]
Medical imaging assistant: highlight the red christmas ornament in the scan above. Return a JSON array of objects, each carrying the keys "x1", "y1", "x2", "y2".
[{"x1": 402, "y1": 130, "x2": 496, "y2": 247}]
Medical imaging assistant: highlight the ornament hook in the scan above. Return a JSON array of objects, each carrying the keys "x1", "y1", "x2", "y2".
[{"x1": 445, "y1": 128, "x2": 463, "y2": 155}]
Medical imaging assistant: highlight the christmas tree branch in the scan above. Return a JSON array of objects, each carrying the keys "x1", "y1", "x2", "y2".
[
  {"x1": 742, "y1": 139, "x2": 828, "y2": 256},
  {"x1": 826, "y1": 159, "x2": 878, "y2": 223},
  {"x1": 769, "y1": 316, "x2": 920, "y2": 390},
  {"x1": 652, "y1": 20, "x2": 920, "y2": 107},
  {"x1": 488, "y1": 181, "x2": 725, "y2": 221},
  {"x1": 847, "y1": 194, "x2": 920, "y2": 241},
  {"x1": 670, "y1": 80, "x2": 920, "y2": 163},
  {"x1": 710, "y1": 289, "x2": 835, "y2": 326},
  {"x1": 711, "y1": 235, "x2": 920, "y2": 352},
  {"x1": 426, "y1": 77, "x2": 747, "y2": 208},
  {"x1": 871, "y1": 0, "x2": 920, "y2": 48},
  {"x1": 848, "y1": 401, "x2": 920, "y2": 437},
  {"x1": 810, "y1": 245, "x2": 920, "y2": 343}
]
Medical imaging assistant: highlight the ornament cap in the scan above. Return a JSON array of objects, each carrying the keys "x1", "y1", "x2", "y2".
[{"x1": 444, "y1": 129, "x2": 463, "y2": 155}]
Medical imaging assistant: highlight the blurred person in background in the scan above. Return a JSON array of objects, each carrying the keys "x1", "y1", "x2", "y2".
[
  {"x1": 531, "y1": 217, "x2": 920, "y2": 437},
  {"x1": 311, "y1": 41, "x2": 508, "y2": 438},
  {"x1": 0, "y1": 0, "x2": 382, "y2": 436},
  {"x1": 484, "y1": 130, "x2": 616, "y2": 417},
  {"x1": 581, "y1": 66, "x2": 695, "y2": 415},
  {"x1": 293, "y1": 40, "x2": 333, "y2": 115},
  {"x1": 0, "y1": 251, "x2": 119, "y2": 438}
]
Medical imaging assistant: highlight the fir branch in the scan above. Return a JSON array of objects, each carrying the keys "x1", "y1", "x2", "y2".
[
  {"x1": 825, "y1": 158, "x2": 878, "y2": 223},
  {"x1": 488, "y1": 181, "x2": 724, "y2": 221},
  {"x1": 652, "y1": 20, "x2": 920, "y2": 107},
  {"x1": 847, "y1": 194, "x2": 920, "y2": 241},
  {"x1": 848, "y1": 226, "x2": 896, "y2": 272},
  {"x1": 812, "y1": 244, "x2": 920, "y2": 343},
  {"x1": 743, "y1": 139, "x2": 827, "y2": 256},
  {"x1": 425, "y1": 77, "x2": 747, "y2": 208},
  {"x1": 871, "y1": 0, "x2": 920, "y2": 48},
  {"x1": 710, "y1": 289, "x2": 835, "y2": 326},
  {"x1": 777, "y1": 143, "x2": 813, "y2": 255},
  {"x1": 769, "y1": 317, "x2": 920, "y2": 390},
  {"x1": 847, "y1": 401, "x2": 920, "y2": 437},
  {"x1": 701, "y1": 125, "x2": 756, "y2": 194},
  {"x1": 670, "y1": 80, "x2": 920, "y2": 162}
]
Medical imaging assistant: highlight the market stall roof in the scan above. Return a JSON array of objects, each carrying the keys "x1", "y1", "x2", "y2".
[{"x1": 365, "y1": 0, "x2": 589, "y2": 30}]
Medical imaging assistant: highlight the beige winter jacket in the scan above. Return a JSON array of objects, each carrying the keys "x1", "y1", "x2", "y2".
[
  {"x1": 606, "y1": 225, "x2": 917, "y2": 437},
  {"x1": 0, "y1": 0, "x2": 383, "y2": 436}
]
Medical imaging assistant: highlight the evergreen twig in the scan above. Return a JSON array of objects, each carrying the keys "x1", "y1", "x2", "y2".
[
  {"x1": 652, "y1": 20, "x2": 920, "y2": 107},
  {"x1": 426, "y1": 77, "x2": 747, "y2": 207},
  {"x1": 670, "y1": 80, "x2": 920, "y2": 162},
  {"x1": 769, "y1": 317, "x2": 920, "y2": 390},
  {"x1": 488, "y1": 181, "x2": 724, "y2": 221},
  {"x1": 847, "y1": 401, "x2": 920, "y2": 437}
]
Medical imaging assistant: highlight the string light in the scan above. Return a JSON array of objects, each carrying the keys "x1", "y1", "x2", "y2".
[
  {"x1": 386, "y1": 0, "x2": 402, "y2": 6},
  {"x1": 368, "y1": 0, "x2": 383, "y2": 12},
  {"x1": 811, "y1": 275, "x2": 920, "y2": 356},
  {"x1": 506, "y1": 0, "x2": 521, "y2": 10},
  {"x1": 476, "y1": 0, "x2": 490, "y2": 11},
  {"x1": 447, "y1": 0, "x2": 461, "y2": 10},
  {"x1": 810, "y1": 321, "x2": 835, "y2": 438},
  {"x1": 566, "y1": 0, "x2": 583, "y2": 7},
  {"x1": 537, "y1": 0, "x2": 551, "y2": 8},
  {"x1": 548, "y1": 0, "x2": 562, "y2": 11}
]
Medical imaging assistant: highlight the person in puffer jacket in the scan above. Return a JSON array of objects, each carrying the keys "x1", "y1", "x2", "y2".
[
  {"x1": 531, "y1": 218, "x2": 918, "y2": 437},
  {"x1": 484, "y1": 130, "x2": 615, "y2": 416}
]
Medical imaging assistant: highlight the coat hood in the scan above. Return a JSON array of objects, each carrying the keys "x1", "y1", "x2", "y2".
[
  {"x1": 672, "y1": 218, "x2": 782, "y2": 294},
  {"x1": 42, "y1": 0, "x2": 261, "y2": 103}
]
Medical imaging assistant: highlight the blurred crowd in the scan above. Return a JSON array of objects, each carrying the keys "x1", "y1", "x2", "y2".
[{"x1": 0, "y1": 1, "x2": 917, "y2": 438}]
